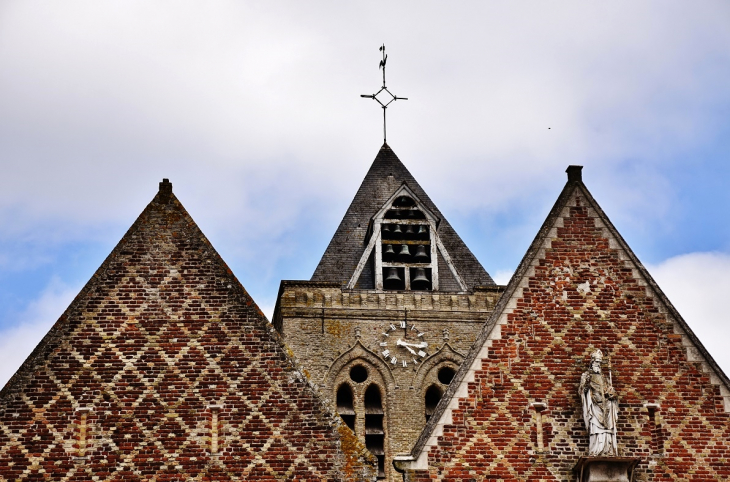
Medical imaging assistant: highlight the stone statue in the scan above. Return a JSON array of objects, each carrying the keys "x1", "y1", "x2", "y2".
[{"x1": 579, "y1": 349, "x2": 618, "y2": 456}]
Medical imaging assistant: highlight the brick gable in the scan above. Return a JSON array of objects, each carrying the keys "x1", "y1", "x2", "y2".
[
  {"x1": 398, "y1": 168, "x2": 730, "y2": 481},
  {"x1": 0, "y1": 180, "x2": 375, "y2": 481}
]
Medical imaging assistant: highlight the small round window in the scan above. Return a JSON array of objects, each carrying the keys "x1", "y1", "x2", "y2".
[
  {"x1": 350, "y1": 365, "x2": 368, "y2": 383},
  {"x1": 438, "y1": 366, "x2": 456, "y2": 385}
]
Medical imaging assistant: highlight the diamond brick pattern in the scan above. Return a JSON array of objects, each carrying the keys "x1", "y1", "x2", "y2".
[
  {"x1": 0, "y1": 183, "x2": 375, "y2": 481},
  {"x1": 408, "y1": 185, "x2": 730, "y2": 481}
]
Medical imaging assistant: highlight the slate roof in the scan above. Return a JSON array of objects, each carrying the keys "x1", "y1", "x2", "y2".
[
  {"x1": 399, "y1": 166, "x2": 730, "y2": 479},
  {"x1": 0, "y1": 179, "x2": 375, "y2": 481},
  {"x1": 311, "y1": 143, "x2": 495, "y2": 290}
]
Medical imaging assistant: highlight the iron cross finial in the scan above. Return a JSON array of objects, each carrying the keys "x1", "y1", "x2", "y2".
[{"x1": 360, "y1": 44, "x2": 408, "y2": 144}]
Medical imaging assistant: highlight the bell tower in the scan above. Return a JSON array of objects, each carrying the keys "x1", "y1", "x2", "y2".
[
  {"x1": 273, "y1": 144, "x2": 503, "y2": 480},
  {"x1": 348, "y1": 183, "x2": 464, "y2": 292}
]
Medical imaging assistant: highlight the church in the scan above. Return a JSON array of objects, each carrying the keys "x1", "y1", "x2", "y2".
[{"x1": 1, "y1": 142, "x2": 729, "y2": 481}]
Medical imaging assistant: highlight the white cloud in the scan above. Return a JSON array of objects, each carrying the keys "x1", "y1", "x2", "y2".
[
  {"x1": 1, "y1": 0, "x2": 729, "y2": 227},
  {"x1": 1, "y1": 0, "x2": 727, "y2": 302},
  {"x1": 259, "y1": 303, "x2": 275, "y2": 324},
  {"x1": 647, "y1": 252, "x2": 730, "y2": 377},
  {"x1": 0, "y1": 1, "x2": 729, "y2": 391},
  {"x1": 0, "y1": 278, "x2": 79, "y2": 390},
  {"x1": 492, "y1": 270, "x2": 514, "y2": 286}
]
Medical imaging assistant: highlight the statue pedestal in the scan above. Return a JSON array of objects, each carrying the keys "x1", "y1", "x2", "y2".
[{"x1": 573, "y1": 457, "x2": 640, "y2": 482}]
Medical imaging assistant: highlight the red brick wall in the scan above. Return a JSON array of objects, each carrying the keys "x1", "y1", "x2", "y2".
[
  {"x1": 414, "y1": 193, "x2": 730, "y2": 481},
  {"x1": 0, "y1": 190, "x2": 375, "y2": 481}
]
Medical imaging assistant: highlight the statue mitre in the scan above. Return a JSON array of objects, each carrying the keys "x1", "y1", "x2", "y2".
[{"x1": 590, "y1": 349, "x2": 603, "y2": 362}]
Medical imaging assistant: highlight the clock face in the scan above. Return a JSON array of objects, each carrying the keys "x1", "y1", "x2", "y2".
[{"x1": 378, "y1": 321, "x2": 429, "y2": 369}]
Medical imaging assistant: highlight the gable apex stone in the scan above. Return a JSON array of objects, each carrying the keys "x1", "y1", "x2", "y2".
[{"x1": 566, "y1": 164, "x2": 583, "y2": 183}]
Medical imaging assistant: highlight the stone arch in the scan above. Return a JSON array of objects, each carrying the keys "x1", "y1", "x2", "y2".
[
  {"x1": 326, "y1": 341, "x2": 393, "y2": 480},
  {"x1": 324, "y1": 340, "x2": 395, "y2": 394},
  {"x1": 411, "y1": 342, "x2": 464, "y2": 424},
  {"x1": 411, "y1": 342, "x2": 464, "y2": 389}
]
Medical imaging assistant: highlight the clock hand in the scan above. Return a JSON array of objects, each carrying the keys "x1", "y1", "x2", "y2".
[
  {"x1": 396, "y1": 339, "x2": 428, "y2": 349},
  {"x1": 396, "y1": 339, "x2": 428, "y2": 350},
  {"x1": 395, "y1": 339, "x2": 418, "y2": 355}
]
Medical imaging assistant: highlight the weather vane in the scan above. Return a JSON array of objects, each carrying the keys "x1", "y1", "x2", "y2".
[{"x1": 360, "y1": 44, "x2": 408, "y2": 144}]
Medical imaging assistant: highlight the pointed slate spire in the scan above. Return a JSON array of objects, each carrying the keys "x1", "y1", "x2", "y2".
[
  {"x1": 0, "y1": 180, "x2": 376, "y2": 481},
  {"x1": 312, "y1": 143, "x2": 494, "y2": 290}
]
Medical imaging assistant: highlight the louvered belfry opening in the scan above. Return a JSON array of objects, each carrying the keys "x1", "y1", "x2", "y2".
[
  {"x1": 336, "y1": 383, "x2": 356, "y2": 431},
  {"x1": 364, "y1": 384, "x2": 386, "y2": 479},
  {"x1": 424, "y1": 385, "x2": 442, "y2": 422},
  {"x1": 380, "y1": 194, "x2": 434, "y2": 291},
  {"x1": 425, "y1": 366, "x2": 456, "y2": 422}
]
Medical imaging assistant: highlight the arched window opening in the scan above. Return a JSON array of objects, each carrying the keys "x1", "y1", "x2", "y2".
[
  {"x1": 336, "y1": 384, "x2": 356, "y2": 432},
  {"x1": 364, "y1": 384, "x2": 382, "y2": 413},
  {"x1": 364, "y1": 384, "x2": 385, "y2": 479},
  {"x1": 425, "y1": 385, "x2": 442, "y2": 422}
]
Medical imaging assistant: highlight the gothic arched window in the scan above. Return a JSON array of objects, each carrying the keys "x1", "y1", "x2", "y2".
[
  {"x1": 333, "y1": 364, "x2": 388, "y2": 479},
  {"x1": 364, "y1": 384, "x2": 385, "y2": 478},
  {"x1": 424, "y1": 385, "x2": 442, "y2": 422},
  {"x1": 336, "y1": 383, "x2": 355, "y2": 431},
  {"x1": 424, "y1": 365, "x2": 457, "y2": 422}
]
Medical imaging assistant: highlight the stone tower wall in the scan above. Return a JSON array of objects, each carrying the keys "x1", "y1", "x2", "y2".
[{"x1": 275, "y1": 283, "x2": 502, "y2": 481}]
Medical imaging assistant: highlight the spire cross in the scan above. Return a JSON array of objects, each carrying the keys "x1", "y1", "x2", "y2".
[{"x1": 360, "y1": 44, "x2": 408, "y2": 143}]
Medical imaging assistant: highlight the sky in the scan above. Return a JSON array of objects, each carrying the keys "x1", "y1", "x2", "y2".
[{"x1": 1, "y1": 1, "x2": 729, "y2": 388}]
